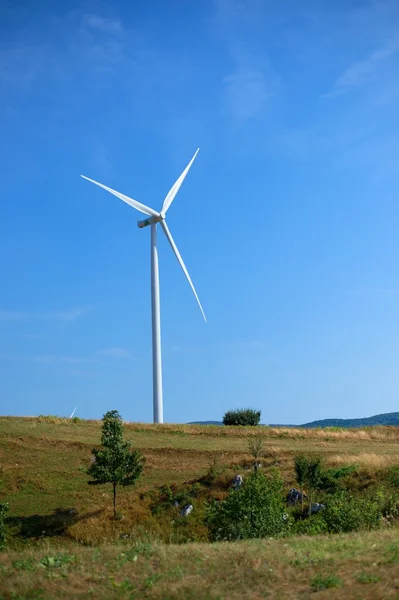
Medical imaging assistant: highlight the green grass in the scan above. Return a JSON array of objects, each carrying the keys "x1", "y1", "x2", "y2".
[{"x1": 0, "y1": 530, "x2": 398, "y2": 598}]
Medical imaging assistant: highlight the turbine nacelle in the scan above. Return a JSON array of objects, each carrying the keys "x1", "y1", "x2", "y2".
[{"x1": 137, "y1": 214, "x2": 163, "y2": 229}]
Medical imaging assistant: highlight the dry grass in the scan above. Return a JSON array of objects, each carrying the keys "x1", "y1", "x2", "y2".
[{"x1": 327, "y1": 453, "x2": 398, "y2": 468}]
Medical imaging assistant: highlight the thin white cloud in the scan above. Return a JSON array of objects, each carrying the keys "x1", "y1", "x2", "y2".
[
  {"x1": 213, "y1": 0, "x2": 277, "y2": 122},
  {"x1": 81, "y1": 14, "x2": 123, "y2": 35},
  {"x1": 98, "y1": 347, "x2": 134, "y2": 360},
  {"x1": 224, "y1": 66, "x2": 270, "y2": 121},
  {"x1": 0, "y1": 307, "x2": 90, "y2": 322},
  {"x1": 325, "y1": 38, "x2": 399, "y2": 97}
]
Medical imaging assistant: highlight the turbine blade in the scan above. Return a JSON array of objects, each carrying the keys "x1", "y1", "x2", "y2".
[
  {"x1": 161, "y1": 221, "x2": 207, "y2": 322},
  {"x1": 160, "y1": 148, "x2": 199, "y2": 216},
  {"x1": 81, "y1": 175, "x2": 159, "y2": 218}
]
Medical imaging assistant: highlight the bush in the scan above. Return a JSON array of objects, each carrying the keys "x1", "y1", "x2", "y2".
[
  {"x1": 206, "y1": 470, "x2": 291, "y2": 541},
  {"x1": 322, "y1": 491, "x2": 381, "y2": 533},
  {"x1": 387, "y1": 466, "x2": 399, "y2": 489},
  {"x1": 292, "y1": 514, "x2": 328, "y2": 536},
  {"x1": 223, "y1": 409, "x2": 261, "y2": 426},
  {"x1": 0, "y1": 501, "x2": 8, "y2": 549},
  {"x1": 318, "y1": 465, "x2": 358, "y2": 493},
  {"x1": 294, "y1": 455, "x2": 323, "y2": 515}
]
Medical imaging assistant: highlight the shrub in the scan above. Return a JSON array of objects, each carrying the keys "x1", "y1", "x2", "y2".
[
  {"x1": 292, "y1": 514, "x2": 328, "y2": 536},
  {"x1": 318, "y1": 465, "x2": 358, "y2": 493},
  {"x1": 294, "y1": 455, "x2": 323, "y2": 515},
  {"x1": 223, "y1": 409, "x2": 261, "y2": 426},
  {"x1": 387, "y1": 466, "x2": 399, "y2": 488},
  {"x1": 206, "y1": 470, "x2": 290, "y2": 541},
  {"x1": 0, "y1": 500, "x2": 8, "y2": 549},
  {"x1": 294, "y1": 454, "x2": 309, "y2": 514},
  {"x1": 322, "y1": 491, "x2": 381, "y2": 533}
]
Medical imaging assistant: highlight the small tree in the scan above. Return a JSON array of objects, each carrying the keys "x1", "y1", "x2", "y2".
[
  {"x1": 87, "y1": 410, "x2": 144, "y2": 518},
  {"x1": 305, "y1": 457, "x2": 323, "y2": 516},
  {"x1": 248, "y1": 435, "x2": 264, "y2": 472},
  {"x1": 223, "y1": 408, "x2": 261, "y2": 426},
  {"x1": 294, "y1": 454, "x2": 309, "y2": 515}
]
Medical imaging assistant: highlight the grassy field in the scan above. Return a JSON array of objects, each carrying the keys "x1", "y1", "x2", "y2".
[
  {"x1": 1, "y1": 416, "x2": 399, "y2": 598},
  {"x1": 1, "y1": 530, "x2": 399, "y2": 599}
]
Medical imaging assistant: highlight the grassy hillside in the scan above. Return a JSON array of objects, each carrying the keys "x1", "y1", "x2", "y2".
[
  {"x1": 1, "y1": 416, "x2": 399, "y2": 598},
  {"x1": 1, "y1": 530, "x2": 399, "y2": 598}
]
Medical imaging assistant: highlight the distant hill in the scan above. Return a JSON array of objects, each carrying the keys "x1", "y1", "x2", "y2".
[
  {"x1": 189, "y1": 412, "x2": 399, "y2": 428},
  {"x1": 299, "y1": 412, "x2": 399, "y2": 428},
  {"x1": 189, "y1": 421, "x2": 223, "y2": 425}
]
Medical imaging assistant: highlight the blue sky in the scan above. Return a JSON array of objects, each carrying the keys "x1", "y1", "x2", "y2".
[{"x1": 1, "y1": 0, "x2": 399, "y2": 424}]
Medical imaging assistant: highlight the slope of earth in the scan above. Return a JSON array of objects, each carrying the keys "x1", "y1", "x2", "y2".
[{"x1": 1, "y1": 416, "x2": 399, "y2": 518}]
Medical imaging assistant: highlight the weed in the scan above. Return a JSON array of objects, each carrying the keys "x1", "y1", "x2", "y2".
[
  {"x1": 310, "y1": 574, "x2": 343, "y2": 590},
  {"x1": 357, "y1": 571, "x2": 381, "y2": 584},
  {"x1": 12, "y1": 558, "x2": 36, "y2": 571},
  {"x1": 383, "y1": 542, "x2": 399, "y2": 564},
  {"x1": 39, "y1": 553, "x2": 76, "y2": 568},
  {"x1": 144, "y1": 573, "x2": 161, "y2": 589},
  {"x1": 10, "y1": 589, "x2": 44, "y2": 599}
]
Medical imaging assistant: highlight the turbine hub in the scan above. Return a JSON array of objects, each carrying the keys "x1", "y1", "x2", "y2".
[{"x1": 137, "y1": 215, "x2": 162, "y2": 229}]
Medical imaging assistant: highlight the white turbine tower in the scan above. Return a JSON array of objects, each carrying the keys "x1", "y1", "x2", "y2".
[{"x1": 81, "y1": 149, "x2": 206, "y2": 424}]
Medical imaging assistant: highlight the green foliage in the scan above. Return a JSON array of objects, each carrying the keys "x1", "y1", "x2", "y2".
[
  {"x1": 322, "y1": 491, "x2": 381, "y2": 533},
  {"x1": 357, "y1": 571, "x2": 381, "y2": 584},
  {"x1": 294, "y1": 454, "x2": 308, "y2": 514},
  {"x1": 87, "y1": 410, "x2": 144, "y2": 518},
  {"x1": 380, "y1": 492, "x2": 399, "y2": 520},
  {"x1": 12, "y1": 558, "x2": 36, "y2": 571},
  {"x1": 318, "y1": 465, "x2": 358, "y2": 493},
  {"x1": 292, "y1": 514, "x2": 328, "y2": 536},
  {"x1": 306, "y1": 457, "x2": 323, "y2": 492},
  {"x1": 0, "y1": 500, "x2": 8, "y2": 549},
  {"x1": 223, "y1": 408, "x2": 261, "y2": 426},
  {"x1": 206, "y1": 470, "x2": 291, "y2": 541},
  {"x1": 294, "y1": 455, "x2": 308, "y2": 489},
  {"x1": 310, "y1": 574, "x2": 343, "y2": 590},
  {"x1": 294, "y1": 455, "x2": 323, "y2": 514},
  {"x1": 39, "y1": 554, "x2": 76, "y2": 569},
  {"x1": 387, "y1": 466, "x2": 399, "y2": 488}
]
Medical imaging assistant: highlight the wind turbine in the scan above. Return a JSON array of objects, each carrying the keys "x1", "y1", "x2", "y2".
[{"x1": 81, "y1": 149, "x2": 206, "y2": 424}]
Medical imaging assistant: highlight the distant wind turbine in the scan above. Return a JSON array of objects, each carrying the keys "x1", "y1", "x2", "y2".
[{"x1": 81, "y1": 149, "x2": 206, "y2": 424}]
